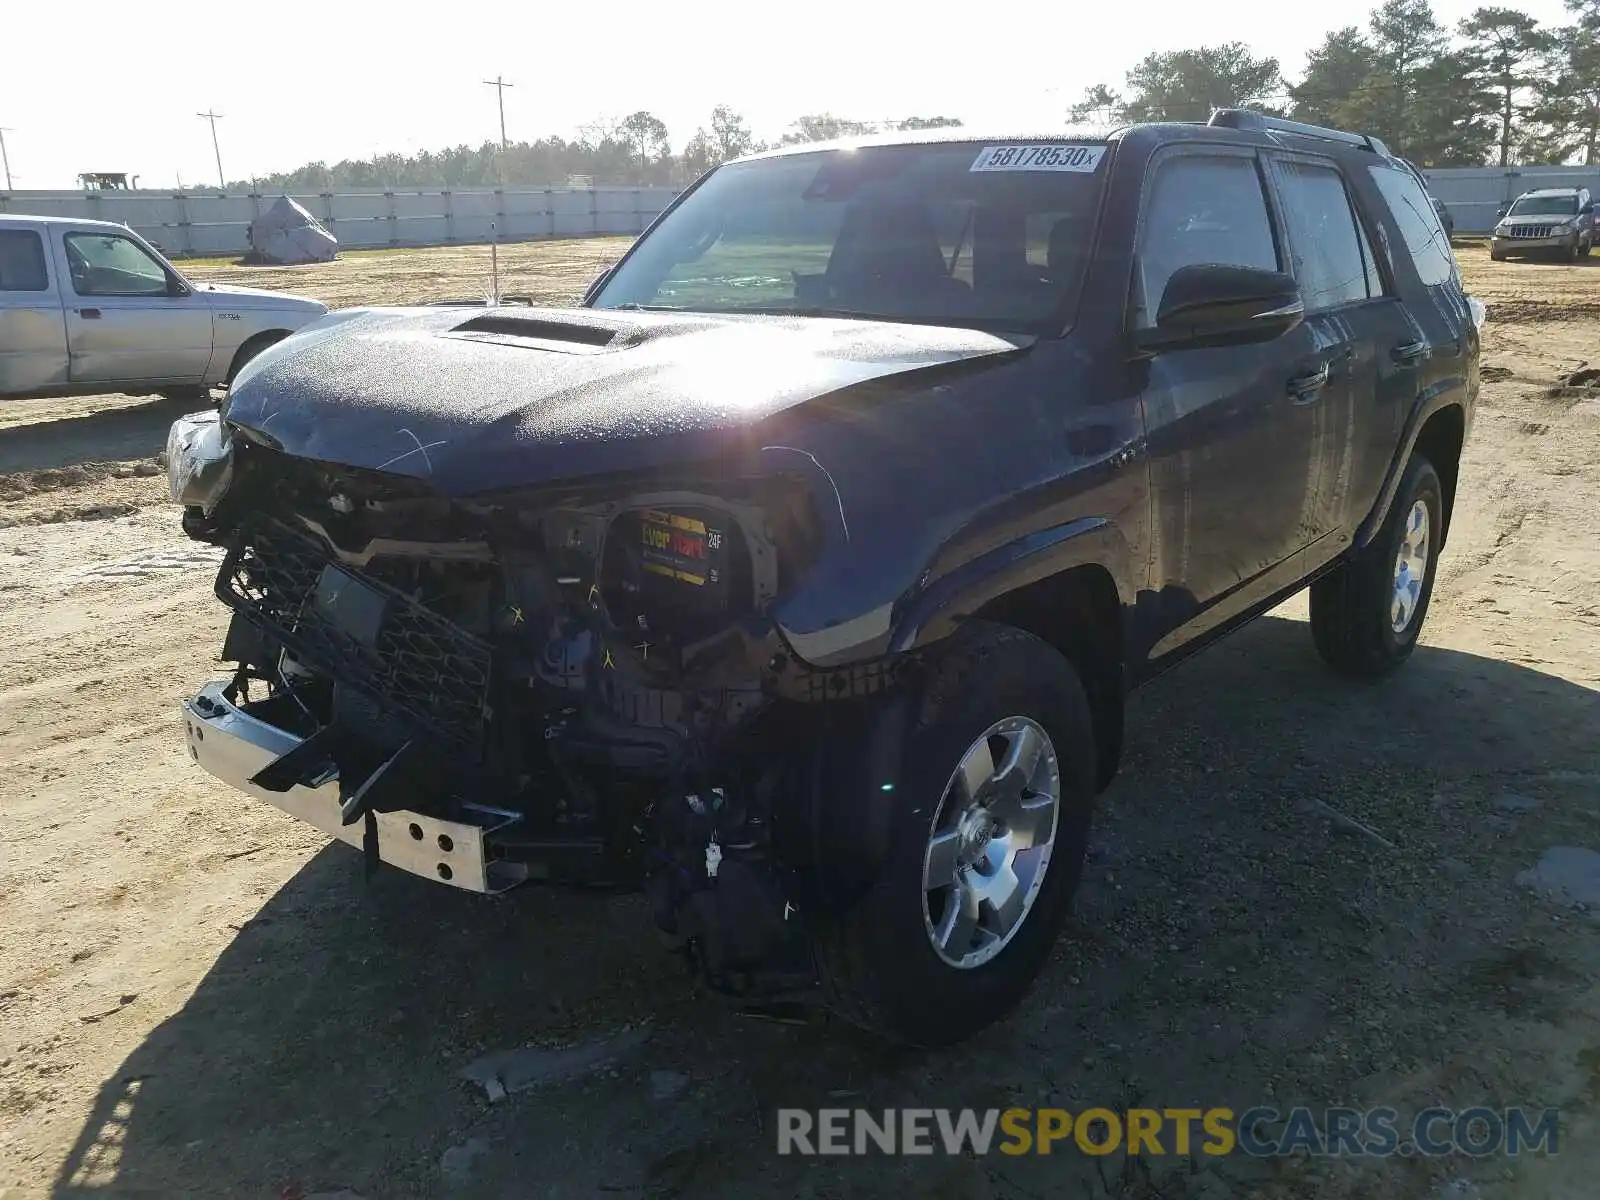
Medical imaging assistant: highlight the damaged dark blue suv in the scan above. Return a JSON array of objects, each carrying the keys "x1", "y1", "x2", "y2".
[{"x1": 170, "y1": 109, "x2": 1480, "y2": 1046}]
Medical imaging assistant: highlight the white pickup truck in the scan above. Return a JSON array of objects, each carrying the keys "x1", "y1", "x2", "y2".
[{"x1": 0, "y1": 213, "x2": 327, "y2": 404}]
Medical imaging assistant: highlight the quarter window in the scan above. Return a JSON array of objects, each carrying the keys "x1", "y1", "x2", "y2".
[
  {"x1": 0, "y1": 230, "x2": 48, "y2": 291},
  {"x1": 1136, "y1": 154, "x2": 1279, "y2": 327},
  {"x1": 1274, "y1": 161, "x2": 1380, "y2": 310},
  {"x1": 1367, "y1": 164, "x2": 1455, "y2": 287}
]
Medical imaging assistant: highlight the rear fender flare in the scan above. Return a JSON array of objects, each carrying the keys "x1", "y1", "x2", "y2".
[{"x1": 1356, "y1": 395, "x2": 1468, "y2": 551}]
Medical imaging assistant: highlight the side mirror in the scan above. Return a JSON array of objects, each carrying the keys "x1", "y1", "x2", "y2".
[
  {"x1": 582, "y1": 264, "x2": 614, "y2": 306},
  {"x1": 166, "y1": 274, "x2": 190, "y2": 298},
  {"x1": 1135, "y1": 264, "x2": 1304, "y2": 353}
]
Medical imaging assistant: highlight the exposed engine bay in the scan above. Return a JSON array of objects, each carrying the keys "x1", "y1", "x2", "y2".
[{"x1": 176, "y1": 430, "x2": 903, "y2": 1001}]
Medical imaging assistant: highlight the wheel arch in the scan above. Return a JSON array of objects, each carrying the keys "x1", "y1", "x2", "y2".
[
  {"x1": 1412, "y1": 403, "x2": 1465, "y2": 548},
  {"x1": 1359, "y1": 398, "x2": 1468, "y2": 553},
  {"x1": 226, "y1": 329, "x2": 291, "y2": 387},
  {"x1": 887, "y1": 518, "x2": 1134, "y2": 792}
]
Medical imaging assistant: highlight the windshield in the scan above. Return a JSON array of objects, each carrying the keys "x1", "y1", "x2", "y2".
[
  {"x1": 1508, "y1": 195, "x2": 1579, "y2": 217},
  {"x1": 591, "y1": 141, "x2": 1110, "y2": 332}
]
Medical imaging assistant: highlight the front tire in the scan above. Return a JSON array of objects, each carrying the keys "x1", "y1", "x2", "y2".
[
  {"x1": 225, "y1": 331, "x2": 288, "y2": 389},
  {"x1": 1310, "y1": 454, "x2": 1443, "y2": 678},
  {"x1": 811, "y1": 622, "x2": 1096, "y2": 1046}
]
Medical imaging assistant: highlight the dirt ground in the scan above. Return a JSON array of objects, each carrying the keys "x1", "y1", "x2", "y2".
[{"x1": 2, "y1": 237, "x2": 1599, "y2": 1200}]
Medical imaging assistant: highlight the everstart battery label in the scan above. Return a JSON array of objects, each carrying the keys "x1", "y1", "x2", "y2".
[{"x1": 639, "y1": 509, "x2": 724, "y2": 587}]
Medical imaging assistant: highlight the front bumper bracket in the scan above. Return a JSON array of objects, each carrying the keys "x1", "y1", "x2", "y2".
[{"x1": 181, "y1": 681, "x2": 528, "y2": 894}]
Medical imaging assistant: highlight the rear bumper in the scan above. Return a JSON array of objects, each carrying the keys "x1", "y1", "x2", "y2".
[{"x1": 181, "y1": 680, "x2": 528, "y2": 893}]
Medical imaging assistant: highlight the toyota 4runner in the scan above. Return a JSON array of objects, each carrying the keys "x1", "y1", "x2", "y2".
[{"x1": 168, "y1": 109, "x2": 1481, "y2": 1046}]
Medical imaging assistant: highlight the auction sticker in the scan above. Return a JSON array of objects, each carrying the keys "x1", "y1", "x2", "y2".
[{"x1": 970, "y1": 144, "x2": 1105, "y2": 173}]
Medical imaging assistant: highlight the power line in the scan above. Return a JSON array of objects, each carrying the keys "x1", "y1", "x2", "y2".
[
  {"x1": 197, "y1": 109, "x2": 225, "y2": 188},
  {"x1": 482, "y1": 76, "x2": 515, "y2": 150}
]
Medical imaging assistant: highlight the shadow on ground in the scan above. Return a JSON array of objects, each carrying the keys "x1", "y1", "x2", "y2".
[
  {"x1": 0, "y1": 399, "x2": 184, "y2": 476},
  {"x1": 50, "y1": 615, "x2": 1600, "y2": 1199}
]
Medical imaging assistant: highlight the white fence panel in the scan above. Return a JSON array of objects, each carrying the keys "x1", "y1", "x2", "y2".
[
  {"x1": 12, "y1": 170, "x2": 1597, "y2": 244},
  {"x1": 1419, "y1": 166, "x2": 1600, "y2": 235},
  {"x1": 0, "y1": 185, "x2": 679, "y2": 257}
]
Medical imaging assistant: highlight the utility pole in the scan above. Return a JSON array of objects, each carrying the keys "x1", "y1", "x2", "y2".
[
  {"x1": 197, "y1": 109, "x2": 225, "y2": 188},
  {"x1": 0, "y1": 128, "x2": 12, "y2": 190},
  {"x1": 482, "y1": 76, "x2": 514, "y2": 149}
]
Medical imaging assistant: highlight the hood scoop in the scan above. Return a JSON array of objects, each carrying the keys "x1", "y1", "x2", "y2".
[{"x1": 448, "y1": 312, "x2": 622, "y2": 355}]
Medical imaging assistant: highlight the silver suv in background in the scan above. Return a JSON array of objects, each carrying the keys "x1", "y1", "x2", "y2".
[{"x1": 1490, "y1": 187, "x2": 1594, "y2": 262}]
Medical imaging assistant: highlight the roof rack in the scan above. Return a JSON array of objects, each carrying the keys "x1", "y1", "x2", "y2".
[{"x1": 1207, "y1": 108, "x2": 1390, "y2": 157}]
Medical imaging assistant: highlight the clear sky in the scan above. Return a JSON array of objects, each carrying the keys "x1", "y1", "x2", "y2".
[{"x1": 1, "y1": 0, "x2": 1576, "y2": 190}]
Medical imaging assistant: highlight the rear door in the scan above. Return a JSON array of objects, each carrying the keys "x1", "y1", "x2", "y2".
[
  {"x1": 0, "y1": 224, "x2": 69, "y2": 396},
  {"x1": 1355, "y1": 161, "x2": 1475, "y2": 514},
  {"x1": 1262, "y1": 151, "x2": 1404, "y2": 557},
  {"x1": 52, "y1": 226, "x2": 213, "y2": 385}
]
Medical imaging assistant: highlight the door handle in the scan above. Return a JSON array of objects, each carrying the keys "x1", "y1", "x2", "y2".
[
  {"x1": 1391, "y1": 339, "x2": 1427, "y2": 366},
  {"x1": 77, "y1": 308, "x2": 102, "y2": 319},
  {"x1": 1287, "y1": 362, "x2": 1330, "y2": 403}
]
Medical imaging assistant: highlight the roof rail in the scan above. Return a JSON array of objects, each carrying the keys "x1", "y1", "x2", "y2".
[{"x1": 1207, "y1": 108, "x2": 1390, "y2": 157}]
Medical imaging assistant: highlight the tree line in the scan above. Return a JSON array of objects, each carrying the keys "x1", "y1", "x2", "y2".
[
  {"x1": 236, "y1": 0, "x2": 1598, "y2": 192},
  {"x1": 1072, "y1": 0, "x2": 1600, "y2": 166},
  {"x1": 234, "y1": 110, "x2": 962, "y2": 192}
]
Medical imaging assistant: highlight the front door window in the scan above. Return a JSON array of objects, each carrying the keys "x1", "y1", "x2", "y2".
[{"x1": 64, "y1": 232, "x2": 171, "y2": 297}]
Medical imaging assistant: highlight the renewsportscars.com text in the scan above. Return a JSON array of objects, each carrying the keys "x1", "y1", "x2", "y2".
[{"x1": 776, "y1": 1106, "x2": 1559, "y2": 1158}]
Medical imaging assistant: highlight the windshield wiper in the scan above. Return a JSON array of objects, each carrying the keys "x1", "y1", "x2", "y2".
[{"x1": 608, "y1": 302, "x2": 688, "y2": 311}]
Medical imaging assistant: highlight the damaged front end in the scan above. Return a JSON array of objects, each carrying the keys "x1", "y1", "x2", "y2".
[{"x1": 171, "y1": 413, "x2": 894, "y2": 1000}]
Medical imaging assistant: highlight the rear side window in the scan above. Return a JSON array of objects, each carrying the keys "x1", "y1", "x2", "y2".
[
  {"x1": 1136, "y1": 153, "x2": 1279, "y2": 327},
  {"x1": 1367, "y1": 164, "x2": 1455, "y2": 287},
  {"x1": 0, "y1": 230, "x2": 49, "y2": 291},
  {"x1": 1274, "y1": 160, "x2": 1382, "y2": 310}
]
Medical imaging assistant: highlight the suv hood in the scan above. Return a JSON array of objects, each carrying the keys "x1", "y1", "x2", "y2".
[{"x1": 224, "y1": 305, "x2": 1031, "y2": 496}]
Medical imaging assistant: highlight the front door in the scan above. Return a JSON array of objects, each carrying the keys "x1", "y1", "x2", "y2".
[
  {"x1": 1133, "y1": 146, "x2": 1322, "y2": 652},
  {"x1": 56, "y1": 229, "x2": 213, "y2": 385}
]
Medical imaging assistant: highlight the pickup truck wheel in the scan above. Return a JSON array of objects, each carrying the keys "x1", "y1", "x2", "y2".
[
  {"x1": 225, "y1": 331, "x2": 287, "y2": 389},
  {"x1": 811, "y1": 622, "x2": 1095, "y2": 1046},
  {"x1": 1310, "y1": 454, "x2": 1443, "y2": 678}
]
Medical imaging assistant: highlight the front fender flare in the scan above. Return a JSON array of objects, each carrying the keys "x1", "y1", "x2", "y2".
[{"x1": 887, "y1": 517, "x2": 1136, "y2": 654}]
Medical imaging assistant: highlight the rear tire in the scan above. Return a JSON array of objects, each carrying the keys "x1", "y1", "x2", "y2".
[
  {"x1": 810, "y1": 622, "x2": 1096, "y2": 1046},
  {"x1": 1310, "y1": 454, "x2": 1443, "y2": 679}
]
